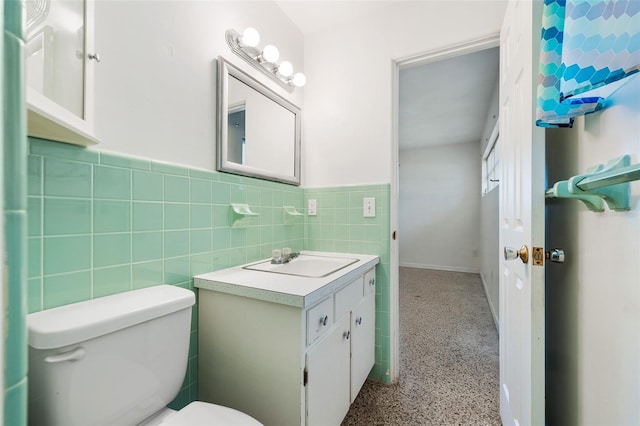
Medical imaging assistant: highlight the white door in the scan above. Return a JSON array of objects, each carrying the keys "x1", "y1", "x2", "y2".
[{"x1": 499, "y1": 1, "x2": 546, "y2": 425}]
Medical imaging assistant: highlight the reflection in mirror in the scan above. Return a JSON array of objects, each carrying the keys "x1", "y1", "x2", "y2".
[
  {"x1": 227, "y1": 76, "x2": 296, "y2": 176},
  {"x1": 227, "y1": 102, "x2": 246, "y2": 165},
  {"x1": 217, "y1": 57, "x2": 301, "y2": 185}
]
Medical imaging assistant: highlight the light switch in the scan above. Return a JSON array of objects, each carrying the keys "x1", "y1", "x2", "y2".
[
  {"x1": 308, "y1": 199, "x2": 317, "y2": 216},
  {"x1": 363, "y1": 197, "x2": 375, "y2": 217}
]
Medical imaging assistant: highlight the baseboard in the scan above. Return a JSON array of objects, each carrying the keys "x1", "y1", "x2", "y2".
[
  {"x1": 480, "y1": 272, "x2": 499, "y2": 333},
  {"x1": 399, "y1": 262, "x2": 479, "y2": 274}
]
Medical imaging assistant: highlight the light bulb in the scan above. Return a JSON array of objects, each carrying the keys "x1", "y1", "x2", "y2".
[
  {"x1": 262, "y1": 44, "x2": 279, "y2": 63},
  {"x1": 240, "y1": 27, "x2": 260, "y2": 48},
  {"x1": 277, "y1": 61, "x2": 293, "y2": 77},
  {"x1": 292, "y1": 72, "x2": 306, "y2": 87}
]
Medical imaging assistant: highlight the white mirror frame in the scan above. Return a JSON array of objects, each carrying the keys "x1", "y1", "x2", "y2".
[{"x1": 217, "y1": 57, "x2": 301, "y2": 186}]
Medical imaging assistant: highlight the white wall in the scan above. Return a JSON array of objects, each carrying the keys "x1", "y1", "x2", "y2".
[
  {"x1": 545, "y1": 76, "x2": 640, "y2": 425},
  {"x1": 93, "y1": 0, "x2": 303, "y2": 170},
  {"x1": 302, "y1": 1, "x2": 507, "y2": 187},
  {"x1": 399, "y1": 142, "x2": 480, "y2": 273}
]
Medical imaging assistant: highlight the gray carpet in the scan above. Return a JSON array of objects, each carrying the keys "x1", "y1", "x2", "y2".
[{"x1": 342, "y1": 267, "x2": 501, "y2": 425}]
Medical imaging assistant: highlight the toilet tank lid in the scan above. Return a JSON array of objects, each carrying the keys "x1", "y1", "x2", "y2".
[{"x1": 27, "y1": 285, "x2": 196, "y2": 349}]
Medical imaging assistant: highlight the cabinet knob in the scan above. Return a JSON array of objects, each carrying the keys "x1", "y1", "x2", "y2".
[
  {"x1": 343, "y1": 330, "x2": 350, "y2": 340},
  {"x1": 355, "y1": 317, "x2": 362, "y2": 325},
  {"x1": 369, "y1": 278, "x2": 375, "y2": 286},
  {"x1": 319, "y1": 315, "x2": 328, "y2": 326},
  {"x1": 88, "y1": 52, "x2": 101, "y2": 63}
]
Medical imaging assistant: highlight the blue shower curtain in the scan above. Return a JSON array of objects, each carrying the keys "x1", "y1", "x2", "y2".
[{"x1": 536, "y1": 0, "x2": 640, "y2": 128}]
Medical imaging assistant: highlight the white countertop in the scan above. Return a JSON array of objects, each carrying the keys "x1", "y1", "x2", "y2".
[{"x1": 194, "y1": 251, "x2": 379, "y2": 308}]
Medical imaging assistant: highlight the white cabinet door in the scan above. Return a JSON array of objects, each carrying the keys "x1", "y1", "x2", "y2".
[
  {"x1": 25, "y1": 0, "x2": 99, "y2": 146},
  {"x1": 350, "y1": 290, "x2": 375, "y2": 403},
  {"x1": 306, "y1": 315, "x2": 351, "y2": 426}
]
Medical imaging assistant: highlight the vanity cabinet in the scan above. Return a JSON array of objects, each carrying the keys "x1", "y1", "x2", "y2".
[
  {"x1": 306, "y1": 268, "x2": 376, "y2": 425},
  {"x1": 196, "y1": 262, "x2": 377, "y2": 426},
  {"x1": 25, "y1": 0, "x2": 99, "y2": 146}
]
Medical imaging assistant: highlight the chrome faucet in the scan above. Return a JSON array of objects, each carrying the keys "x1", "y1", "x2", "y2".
[{"x1": 271, "y1": 248, "x2": 299, "y2": 264}]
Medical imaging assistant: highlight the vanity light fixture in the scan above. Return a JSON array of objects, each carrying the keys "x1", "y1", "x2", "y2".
[
  {"x1": 259, "y1": 44, "x2": 280, "y2": 64},
  {"x1": 292, "y1": 72, "x2": 306, "y2": 88},
  {"x1": 276, "y1": 61, "x2": 293, "y2": 78},
  {"x1": 226, "y1": 27, "x2": 306, "y2": 91},
  {"x1": 238, "y1": 27, "x2": 260, "y2": 48}
]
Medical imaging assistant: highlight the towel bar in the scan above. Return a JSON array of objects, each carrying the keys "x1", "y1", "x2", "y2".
[{"x1": 546, "y1": 155, "x2": 639, "y2": 212}]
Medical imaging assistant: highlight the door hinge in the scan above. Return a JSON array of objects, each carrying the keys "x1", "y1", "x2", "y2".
[
  {"x1": 532, "y1": 247, "x2": 544, "y2": 266},
  {"x1": 303, "y1": 368, "x2": 308, "y2": 386}
]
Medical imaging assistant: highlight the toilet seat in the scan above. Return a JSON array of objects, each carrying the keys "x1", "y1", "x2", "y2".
[{"x1": 160, "y1": 401, "x2": 263, "y2": 425}]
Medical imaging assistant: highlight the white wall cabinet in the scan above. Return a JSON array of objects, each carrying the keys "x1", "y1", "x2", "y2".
[
  {"x1": 197, "y1": 266, "x2": 376, "y2": 426},
  {"x1": 25, "y1": 0, "x2": 99, "y2": 146}
]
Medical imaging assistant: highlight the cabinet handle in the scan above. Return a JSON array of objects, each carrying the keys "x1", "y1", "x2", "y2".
[
  {"x1": 319, "y1": 315, "x2": 328, "y2": 326},
  {"x1": 88, "y1": 52, "x2": 101, "y2": 63},
  {"x1": 355, "y1": 317, "x2": 362, "y2": 325},
  {"x1": 369, "y1": 277, "x2": 375, "y2": 286},
  {"x1": 343, "y1": 330, "x2": 350, "y2": 340}
]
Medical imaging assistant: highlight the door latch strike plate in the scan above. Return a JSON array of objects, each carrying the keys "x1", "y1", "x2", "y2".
[{"x1": 533, "y1": 247, "x2": 544, "y2": 266}]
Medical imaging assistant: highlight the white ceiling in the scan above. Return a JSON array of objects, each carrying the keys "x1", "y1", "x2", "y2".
[
  {"x1": 274, "y1": 1, "x2": 500, "y2": 151},
  {"x1": 275, "y1": 0, "x2": 405, "y2": 36},
  {"x1": 399, "y1": 48, "x2": 499, "y2": 150}
]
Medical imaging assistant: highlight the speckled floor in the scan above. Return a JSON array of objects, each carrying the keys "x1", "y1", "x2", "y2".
[{"x1": 342, "y1": 267, "x2": 500, "y2": 426}]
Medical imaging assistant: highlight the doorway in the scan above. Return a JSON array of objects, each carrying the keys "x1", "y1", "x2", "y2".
[{"x1": 389, "y1": 35, "x2": 501, "y2": 382}]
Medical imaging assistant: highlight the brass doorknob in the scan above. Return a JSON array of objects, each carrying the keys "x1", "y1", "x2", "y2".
[{"x1": 504, "y1": 245, "x2": 529, "y2": 264}]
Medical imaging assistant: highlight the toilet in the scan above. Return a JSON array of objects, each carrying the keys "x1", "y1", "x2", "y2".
[{"x1": 27, "y1": 285, "x2": 262, "y2": 426}]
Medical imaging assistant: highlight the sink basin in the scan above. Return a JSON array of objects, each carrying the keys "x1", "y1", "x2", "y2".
[{"x1": 243, "y1": 254, "x2": 359, "y2": 278}]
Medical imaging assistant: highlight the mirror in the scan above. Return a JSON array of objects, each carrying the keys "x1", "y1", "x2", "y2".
[{"x1": 217, "y1": 57, "x2": 301, "y2": 185}]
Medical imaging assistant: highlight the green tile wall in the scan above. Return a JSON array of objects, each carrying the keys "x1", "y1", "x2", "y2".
[
  {"x1": 4, "y1": 0, "x2": 28, "y2": 424},
  {"x1": 26, "y1": 137, "x2": 395, "y2": 411},
  {"x1": 27, "y1": 138, "x2": 305, "y2": 408},
  {"x1": 304, "y1": 185, "x2": 392, "y2": 384}
]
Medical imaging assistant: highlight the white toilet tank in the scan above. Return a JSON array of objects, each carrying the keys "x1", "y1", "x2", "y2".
[{"x1": 27, "y1": 285, "x2": 196, "y2": 426}]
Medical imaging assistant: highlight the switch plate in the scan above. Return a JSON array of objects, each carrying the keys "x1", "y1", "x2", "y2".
[
  {"x1": 363, "y1": 197, "x2": 376, "y2": 217},
  {"x1": 308, "y1": 199, "x2": 317, "y2": 216}
]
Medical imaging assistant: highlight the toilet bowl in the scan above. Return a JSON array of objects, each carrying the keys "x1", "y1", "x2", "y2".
[
  {"x1": 27, "y1": 285, "x2": 262, "y2": 426},
  {"x1": 142, "y1": 402, "x2": 261, "y2": 426}
]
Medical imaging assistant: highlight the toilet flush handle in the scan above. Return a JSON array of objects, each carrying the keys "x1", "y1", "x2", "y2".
[{"x1": 45, "y1": 347, "x2": 86, "y2": 363}]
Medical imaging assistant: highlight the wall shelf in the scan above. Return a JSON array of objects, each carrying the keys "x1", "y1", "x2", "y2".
[
  {"x1": 283, "y1": 206, "x2": 304, "y2": 225},
  {"x1": 230, "y1": 203, "x2": 260, "y2": 228}
]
